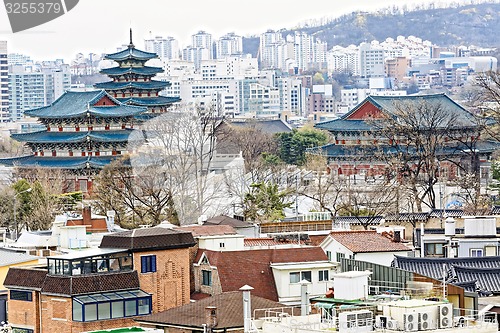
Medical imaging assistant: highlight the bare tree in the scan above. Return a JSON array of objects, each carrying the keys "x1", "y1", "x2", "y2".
[{"x1": 372, "y1": 98, "x2": 478, "y2": 212}]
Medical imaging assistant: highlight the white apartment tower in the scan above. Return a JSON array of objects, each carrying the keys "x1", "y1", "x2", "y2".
[
  {"x1": 259, "y1": 30, "x2": 283, "y2": 69},
  {"x1": 359, "y1": 42, "x2": 386, "y2": 78},
  {"x1": 191, "y1": 30, "x2": 213, "y2": 58},
  {"x1": 144, "y1": 35, "x2": 180, "y2": 60},
  {"x1": 0, "y1": 41, "x2": 8, "y2": 122},
  {"x1": 215, "y1": 33, "x2": 243, "y2": 59}
]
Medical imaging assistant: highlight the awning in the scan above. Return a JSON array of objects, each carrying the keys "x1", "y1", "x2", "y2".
[{"x1": 313, "y1": 302, "x2": 334, "y2": 309}]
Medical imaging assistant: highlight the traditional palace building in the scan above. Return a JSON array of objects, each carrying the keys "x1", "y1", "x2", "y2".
[
  {"x1": 0, "y1": 90, "x2": 146, "y2": 192},
  {"x1": 4, "y1": 227, "x2": 196, "y2": 333},
  {"x1": 95, "y1": 30, "x2": 180, "y2": 116},
  {"x1": 313, "y1": 93, "x2": 500, "y2": 180}
]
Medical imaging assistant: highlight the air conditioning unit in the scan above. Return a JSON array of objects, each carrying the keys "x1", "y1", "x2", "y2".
[
  {"x1": 438, "y1": 304, "x2": 453, "y2": 328},
  {"x1": 403, "y1": 313, "x2": 418, "y2": 332},
  {"x1": 375, "y1": 315, "x2": 388, "y2": 328},
  {"x1": 338, "y1": 312, "x2": 357, "y2": 333},
  {"x1": 419, "y1": 312, "x2": 435, "y2": 330},
  {"x1": 356, "y1": 310, "x2": 373, "y2": 328},
  {"x1": 386, "y1": 319, "x2": 399, "y2": 330}
]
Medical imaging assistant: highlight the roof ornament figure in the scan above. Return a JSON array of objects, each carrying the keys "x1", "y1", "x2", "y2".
[{"x1": 128, "y1": 28, "x2": 135, "y2": 49}]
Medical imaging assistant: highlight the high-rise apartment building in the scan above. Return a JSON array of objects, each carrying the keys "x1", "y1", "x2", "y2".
[
  {"x1": 144, "y1": 35, "x2": 180, "y2": 60},
  {"x1": 8, "y1": 64, "x2": 71, "y2": 121},
  {"x1": 0, "y1": 41, "x2": 8, "y2": 122},
  {"x1": 215, "y1": 32, "x2": 243, "y2": 59}
]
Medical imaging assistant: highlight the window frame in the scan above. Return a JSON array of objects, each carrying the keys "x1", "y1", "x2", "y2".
[
  {"x1": 470, "y1": 248, "x2": 484, "y2": 257},
  {"x1": 202, "y1": 269, "x2": 212, "y2": 286},
  {"x1": 140, "y1": 255, "x2": 157, "y2": 274},
  {"x1": 318, "y1": 269, "x2": 329, "y2": 282},
  {"x1": 10, "y1": 290, "x2": 32, "y2": 302}
]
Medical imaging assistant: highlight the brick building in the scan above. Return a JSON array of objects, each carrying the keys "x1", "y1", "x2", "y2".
[{"x1": 3, "y1": 227, "x2": 195, "y2": 332}]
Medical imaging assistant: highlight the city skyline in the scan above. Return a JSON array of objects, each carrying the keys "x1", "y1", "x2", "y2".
[{"x1": 0, "y1": 0, "x2": 469, "y2": 62}]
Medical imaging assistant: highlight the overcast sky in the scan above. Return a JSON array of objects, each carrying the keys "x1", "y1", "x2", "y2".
[{"x1": 0, "y1": 0, "x2": 469, "y2": 62}]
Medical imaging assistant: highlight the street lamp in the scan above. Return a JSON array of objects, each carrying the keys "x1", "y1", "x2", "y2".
[{"x1": 13, "y1": 187, "x2": 31, "y2": 241}]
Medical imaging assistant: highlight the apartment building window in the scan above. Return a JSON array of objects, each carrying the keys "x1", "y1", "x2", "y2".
[
  {"x1": 319, "y1": 270, "x2": 329, "y2": 282},
  {"x1": 140, "y1": 255, "x2": 157, "y2": 273},
  {"x1": 470, "y1": 249, "x2": 484, "y2": 257},
  {"x1": 424, "y1": 243, "x2": 445, "y2": 256},
  {"x1": 202, "y1": 270, "x2": 212, "y2": 286},
  {"x1": 10, "y1": 290, "x2": 32, "y2": 301}
]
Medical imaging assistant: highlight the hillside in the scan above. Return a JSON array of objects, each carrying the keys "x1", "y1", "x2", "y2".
[{"x1": 243, "y1": 1, "x2": 500, "y2": 57}]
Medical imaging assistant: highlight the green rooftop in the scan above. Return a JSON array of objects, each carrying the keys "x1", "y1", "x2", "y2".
[{"x1": 86, "y1": 327, "x2": 148, "y2": 333}]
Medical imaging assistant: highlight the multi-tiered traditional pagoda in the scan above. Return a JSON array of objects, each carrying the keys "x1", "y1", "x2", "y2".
[
  {"x1": 95, "y1": 29, "x2": 180, "y2": 116},
  {"x1": 0, "y1": 90, "x2": 147, "y2": 192}
]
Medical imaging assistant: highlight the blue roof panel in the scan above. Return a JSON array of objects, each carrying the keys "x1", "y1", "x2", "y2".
[
  {"x1": 12, "y1": 129, "x2": 142, "y2": 144},
  {"x1": 25, "y1": 90, "x2": 147, "y2": 119},
  {"x1": 105, "y1": 47, "x2": 157, "y2": 61},
  {"x1": 0, "y1": 155, "x2": 125, "y2": 169},
  {"x1": 94, "y1": 81, "x2": 169, "y2": 90},
  {"x1": 100, "y1": 66, "x2": 163, "y2": 76},
  {"x1": 117, "y1": 96, "x2": 181, "y2": 106}
]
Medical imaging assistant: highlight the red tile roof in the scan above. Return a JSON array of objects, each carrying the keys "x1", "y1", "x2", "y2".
[
  {"x1": 196, "y1": 247, "x2": 328, "y2": 301},
  {"x1": 176, "y1": 224, "x2": 237, "y2": 237},
  {"x1": 328, "y1": 230, "x2": 410, "y2": 253},
  {"x1": 307, "y1": 234, "x2": 329, "y2": 246},
  {"x1": 243, "y1": 238, "x2": 306, "y2": 247}
]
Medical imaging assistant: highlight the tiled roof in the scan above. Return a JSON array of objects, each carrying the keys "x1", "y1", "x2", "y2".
[
  {"x1": 95, "y1": 81, "x2": 169, "y2": 90},
  {"x1": 384, "y1": 213, "x2": 429, "y2": 222},
  {"x1": 176, "y1": 225, "x2": 237, "y2": 237},
  {"x1": 12, "y1": 129, "x2": 139, "y2": 144},
  {"x1": 105, "y1": 47, "x2": 158, "y2": 61},
  {"x1": 327, "y1": 230, "x2": 410, "y2": 253},
  {"x1": 0, "y1": 155, "x2": 125, "y2": 169},
  {"x1": 4, "y1": 268, "x2": 140, "y2": 296},
  {"x1": 204, "y1": 215, "x2": 254, "y2": 228},
  {"x1": 392, "y1": 255, "x2": 500, "y2": 288},
  {"x1": 196, "y1": 247, "x2": 328, "y2": 301},
  {"x1": 99, "y1": 227, "x2": 196, "y2": 251},
  {"x1": 135, "y1": 286, "x2": 283, "y2": 332},
  {"x1": 428, "y1": 209, "x2": 464, "y2": 218},
  {"x1": 452, "y1": 266, "x2": 500, "y2": 294},
  {"x1": 136, "y1": 291, "x2": 283, "y2": 329},
  {"x1": 100, "y1": 66, "x2": 163, "y2": 76},
  {"x1": 308, "y1": 234, "x2": 328, "y2": 246},
  {"x1": 25, "y1": 90, "x2": 146, "y2": 119},
  {"x1": 117, "y1": 96, "x2": 181, "y2": 106},
  {"x1": 333, "y1": 216, "x2": 383, "y2": 225},
  {"x1": 243, "y1": 238, "x2": 306, "y2": 247}
]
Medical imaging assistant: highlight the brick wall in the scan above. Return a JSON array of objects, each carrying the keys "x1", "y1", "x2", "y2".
[
  {"x1": 7, "y1": 291, "x2": 39, "y2": 331},
  {"x1": 135, "y1": 247, "x2": 191, "y2": 313},
  {"x1": 193, "y1": 263, "x2": 223, "y2": 296}
]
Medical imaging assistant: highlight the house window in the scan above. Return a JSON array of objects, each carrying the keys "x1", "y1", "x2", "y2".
[
  {"x1": 470, "y1": 249, "x2": 484, "y2": 257},
  {"x1": 10, "y1": 290, "x2": 32, "y2": 302},
  {"x1": 336, "y1": 253, "x2": 345, "y2": 262},
  {"x1": 301, "y1": 271, "x2": 312, "y2": 282},
  {"x1": 319, "y1": 270, "x2": 329, "y2": 282},
  {"x1": 141, "y1": 255, "x2": 157, "y2": 273},
  {"x1": 220, "y1": 242, "x2": 225, "y2": 248},
  {"x1": 425, "y1": 243, "x2": 445, "y2": 256},
  {"x1": 290, "y1": 272, "x2": 300, "y2": 283},
  {"x1": 202, "y1": 270, "x2": 212, "y2": 286},
  {"x1": 326, "y1": 251, "x2": 332, "y2": 261}
]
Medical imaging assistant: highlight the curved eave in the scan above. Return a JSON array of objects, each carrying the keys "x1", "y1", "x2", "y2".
[
  {"x1": 12, "y1": 129, "x2": 143, "y2": 144},
  {"x1": 104, "y1": 47, "x2": 158, "y2": 61},
  {"x1": 100, "y1": 66, "x2": 164, "y2": 76},
  {"x1": 118, "y1": 96, "x2": 181, "y2": 106},
  {"x1": 94, "y1": 81, "x2": 169, "y2": 90},
  {"x1": 29, "y1": 105, "x2": 147, "y2": 119},
  {"x1": 0, "y1": 156, "x2": 127, "y2": 169}
]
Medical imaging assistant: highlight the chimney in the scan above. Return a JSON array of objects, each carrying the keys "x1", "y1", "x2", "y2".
[
  {"x1": 205, "y1": 306, "x2": 217, "y2": 331},
  {"x1": 83, "y1": 206, "x2": 92, "y2": 226},
  {"x1": 240, "y1": 285, "x2": 254, "y2": 333},
  {"x1": 393, "y1": 230, "x2": 401, "y2": 243}
]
